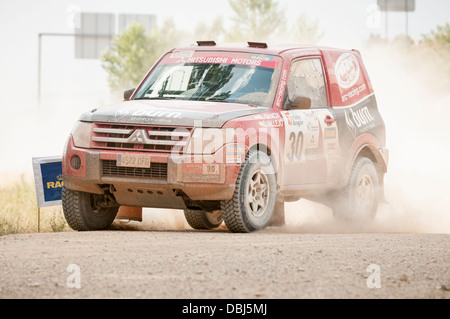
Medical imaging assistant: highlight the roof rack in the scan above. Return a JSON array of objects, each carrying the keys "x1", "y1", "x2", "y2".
[
  {"x1": 247, "y1": 42, "x2": 268, "y2": 48},
  {"x1": 196, "y1": 40, "x2": 216, "y2": 46}
]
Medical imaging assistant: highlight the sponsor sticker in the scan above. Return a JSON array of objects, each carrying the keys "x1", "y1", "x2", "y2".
[
  {"x1": 344, "y1": 105, "x2": 375, "y2": 136},
  {"x1": 275, "y1": 68, "x2": 288, "y2": 108},
  {"x1": 256, "y1": 113, "x2": 284, "y2": 127},
  {"x1": 281, "y1": 110, "x2": 320, "y2": 162},
  {"x1": 203, "y1": 164, "x2": 220, "y2": 175},
  {"x1": 226, "y1": 145, "x2": 245, "y2": 164},
  {"x1": 130, "y1": 110, "x2": 183, "y2": 119},
  {"x1": 165, "y1": 54, "x2": 280, "y2": 68},
  {"x1": 170, "y1": 50, "x2": 195, "y2": 62},
  {"x1": 305, "y1": 148, "x2": 318, "y2": 161},
  {"x1": 248, "y1": 54, "x2": 274, "y2": 62},
  {"x1": 182, "y1": 163, "x2": 223, "y2": 183},
  {"x1": 335, "y1": 53, "x2": 360, "y2": 89},
  {"x1": 341, "y1": 83, "x2": 367, "y2": 103},
  {"x1": 259, "y1": 119, "x2": 284, "y2": 128},
  {"x1": 187, "y1": 56, "x2": 229, "y2": 64},
  {"x1": 324, "y1": 127, "x2": 337, "y2": 139}
]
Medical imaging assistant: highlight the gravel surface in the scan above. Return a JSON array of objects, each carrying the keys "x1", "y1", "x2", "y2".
[{"x1": 0, "y1": 227, "x2": 448, "y2": 299}]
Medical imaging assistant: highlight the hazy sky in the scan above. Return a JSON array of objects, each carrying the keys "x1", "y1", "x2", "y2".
[
  {"x1": 1, "y1": 1, "x2": 449, "y2": 228},
  {"x1": 0, "y1": 0, "x2": 449, "y2": 111},
  {"x1": 0, "y1": 0, "x2": 449, "y2": 176}
]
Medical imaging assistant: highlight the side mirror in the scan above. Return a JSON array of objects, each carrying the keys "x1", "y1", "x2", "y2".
[
  {"x1": 286, "y1": 94, "x2": 311, "y2": 110},
  {"x1": 124, "y1": 88, "x2": 135, "y2": 101}
]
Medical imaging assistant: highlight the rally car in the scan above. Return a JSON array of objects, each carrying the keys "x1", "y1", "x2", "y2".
[{"x1": 62, "y1": 41, "x2": 389, "y2": 233}]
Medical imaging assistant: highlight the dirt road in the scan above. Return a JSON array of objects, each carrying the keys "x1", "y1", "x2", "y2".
[{"x1": 0, "y1": 224, "x2": 448, "y2": 299}]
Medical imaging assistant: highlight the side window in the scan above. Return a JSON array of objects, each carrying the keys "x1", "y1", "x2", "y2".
[{"x1": 287, "y1": 58, "x2": 328, "y2": 108}]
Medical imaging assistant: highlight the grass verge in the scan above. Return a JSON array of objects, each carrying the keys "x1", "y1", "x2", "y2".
[{"x1": 0, "y1": 175, "x2": 68, "y2": 236}]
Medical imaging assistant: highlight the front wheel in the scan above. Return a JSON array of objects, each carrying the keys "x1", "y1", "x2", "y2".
[
  {"x1": 221, "y1": 150, "x2": 276, "y2": 233},
  {"x1": 332, "y1": 157, "x2": 380, "y2": 222},
  {"x1": 184, "y1": 209, "x2": 223, "y2": 230},
  {"x1": 62, "y1": 187, "x2": 118, "y2": 231}
]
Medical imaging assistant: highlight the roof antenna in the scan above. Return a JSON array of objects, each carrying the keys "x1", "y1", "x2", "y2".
[
  {"x1": 196, "y1": 41, "x2": 216, "y2": 46},
  {"x1": 247, "y1": 42, "x2": 268, "y2": 48}
]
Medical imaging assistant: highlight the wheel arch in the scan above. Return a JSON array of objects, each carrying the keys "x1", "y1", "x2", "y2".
[
  {"x1": 247, "y1": 142, "x2": 281, "y2": 185},
  {"x1": 349, "y1": 133, "x2": 387, "y2": 175},
  {"x1": 354, "y1": 144, "x2": 387, "y2": 174}
]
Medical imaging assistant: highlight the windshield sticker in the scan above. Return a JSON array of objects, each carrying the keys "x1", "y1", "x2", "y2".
[
  {"x1": 170, "y1": 50, "x2": 195, "y2": 62},
  {"x1": 187, "y1": 56, "x2": 278, "y2": 68},
  {"x1": 165, "y1": 53, "x2": 280, "y2": 68},
  {"x1": 248, "y1": 54, "x2": 274, "y2": 62},
  {"x1": 186, "y1": 56, "x2": 230, "y2": 64}
]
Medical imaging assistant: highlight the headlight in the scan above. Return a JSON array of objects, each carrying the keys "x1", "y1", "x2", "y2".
[
  {"x1": 71, "y1": 121, "x2": 92, "y2": 149},
  {"x1": 186, "y1": 128, "x2": 235, "y2": 154}
]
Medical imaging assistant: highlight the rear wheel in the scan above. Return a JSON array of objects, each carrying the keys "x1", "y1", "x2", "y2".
[
  {"x1": 184, "y1": 209, "x2": 223, "y2": 230},
  {"x1": 221, "y1": 150, "x2": 276, "y2": 233},
  {"x1": 332, "y1": 157, "x2": 380, "y2": 221},
  {"x1": 62, "y1": 187, "x2": 118, "y2": 231}
]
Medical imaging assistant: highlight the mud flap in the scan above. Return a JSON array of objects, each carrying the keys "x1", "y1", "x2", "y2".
[
  {"x1": 269, "y1": 202, "x2": 285, "y2": 227},
  {"x1": 116, "y1": 206, "x2": 143, "y2": 222}
]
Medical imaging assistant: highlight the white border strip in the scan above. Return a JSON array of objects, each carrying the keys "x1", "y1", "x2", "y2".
[
  {"x1": 32, "y1": 156, "x2": 62, "y2": 208},
  {"x1": 331, "y1": 93, "x2": 375, "y2": 109}
]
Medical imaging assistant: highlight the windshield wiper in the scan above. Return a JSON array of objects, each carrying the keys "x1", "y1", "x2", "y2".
[
  {"x1": 205, "y1": 98, "x2": 232, "y2": 103},
  {"x1": 134, "y1": 96, "x2": 174, "y2": 100}
]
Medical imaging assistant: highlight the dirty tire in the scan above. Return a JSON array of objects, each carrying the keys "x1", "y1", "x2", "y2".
[
  {"x1": 62, "y1": 187, "x2": 118, "y2": 231},
  {"x1": 184, "y1": 209, "x2": 223, "y2": 230},
  {"x1": 220, "y1": 150, "x2": 276, "y2": 233},
  {"x1": 332, "y1": 157, "x2": 380, "y2": 222}
]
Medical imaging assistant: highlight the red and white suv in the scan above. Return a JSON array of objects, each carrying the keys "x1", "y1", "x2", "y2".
[{"x1": 62, "y1": 41, "x2": 389, "y2": 233}]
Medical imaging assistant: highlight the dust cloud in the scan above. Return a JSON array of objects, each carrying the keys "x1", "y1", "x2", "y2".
[
  {"x1": 1, "y1": 42, "x2": 449, "y2": 234},
  {"x1": 283, "y1": 44, "x2": 450, "y2": 234},
  {"x1": 114, "y1": 44, "x2": 450, "y2": 234},
  {"x1": 111, "y1": 209, "x2": 189, "y2": 231}
]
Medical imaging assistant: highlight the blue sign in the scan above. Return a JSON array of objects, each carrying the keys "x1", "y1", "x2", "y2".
[{"x1": 32, "y1": 157, "x2": 63, "y2": 207}]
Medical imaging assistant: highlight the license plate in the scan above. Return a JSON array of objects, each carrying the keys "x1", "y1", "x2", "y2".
[{"x1": 117, "y1": 154, "x2": 151, "y2": 168}]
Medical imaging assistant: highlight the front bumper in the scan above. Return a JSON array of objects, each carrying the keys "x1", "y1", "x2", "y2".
[{"x1": 63, "y1": 136, "x2": 244, "y2": 208}]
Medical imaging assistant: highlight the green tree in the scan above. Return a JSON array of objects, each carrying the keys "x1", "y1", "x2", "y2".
[
  {"x1": 418, "y1": 23, "x2": 450, "y2": 92},
  {"x1": 101, "y1": 20, "x2": 184, "y2": 97},
  {"x1": 194, "y1": 16, "x2": 226, "y2": 42},
  {"x1": 101, "y1": 1, "x2": 327, "y2": 96},
  {"x1": 101, "y1": 22, "x2": 153, "y2": 96},
  {"x1": 226, "y1": 0, "x2": 285, "y2": 42},
  {"x1": 290, "y1": 12, "x2": 324, "y2": 44},
  {"x1": 421, "y1": 23, "x2": 450, "y2": 50}
]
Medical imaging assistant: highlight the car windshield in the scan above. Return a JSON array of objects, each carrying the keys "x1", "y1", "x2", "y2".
[{"x1": 134, "y1": 52, "x2": 282, "y2": 108}]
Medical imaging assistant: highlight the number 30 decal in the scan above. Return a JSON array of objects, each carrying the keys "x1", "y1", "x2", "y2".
[{"x1": 287, "y1": 131, "x2": 304, "y2": 161}]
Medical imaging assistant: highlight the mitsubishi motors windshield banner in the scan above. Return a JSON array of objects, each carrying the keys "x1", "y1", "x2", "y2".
[
  {"x1": 32, "y1": 156, "x2": 63, "y2": 207},
  {"x1": 166, "y1": 50, "x2": 282, "y2": 69}
]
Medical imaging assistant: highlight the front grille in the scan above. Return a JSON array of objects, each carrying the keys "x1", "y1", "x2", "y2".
[
  {"x1": 102, "y1": 160, "x2": 168, "y2": 179},
  {"x1": 91, "y1": 123, "x2": 192, "y2": 153}
]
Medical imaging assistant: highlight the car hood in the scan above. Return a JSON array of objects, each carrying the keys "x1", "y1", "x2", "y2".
[{"x1": 79, "y1": 99, "x2": 269, "y2": 128}]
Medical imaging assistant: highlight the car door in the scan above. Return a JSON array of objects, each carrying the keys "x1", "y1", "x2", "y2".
[{"x1": 280, "y1": 57, "x2": 340, "y2": 186}]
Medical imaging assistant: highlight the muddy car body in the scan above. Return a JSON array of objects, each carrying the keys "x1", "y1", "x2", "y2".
[{"x1": 62, "y1": 42, "x2": 388, "y2": 232}]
